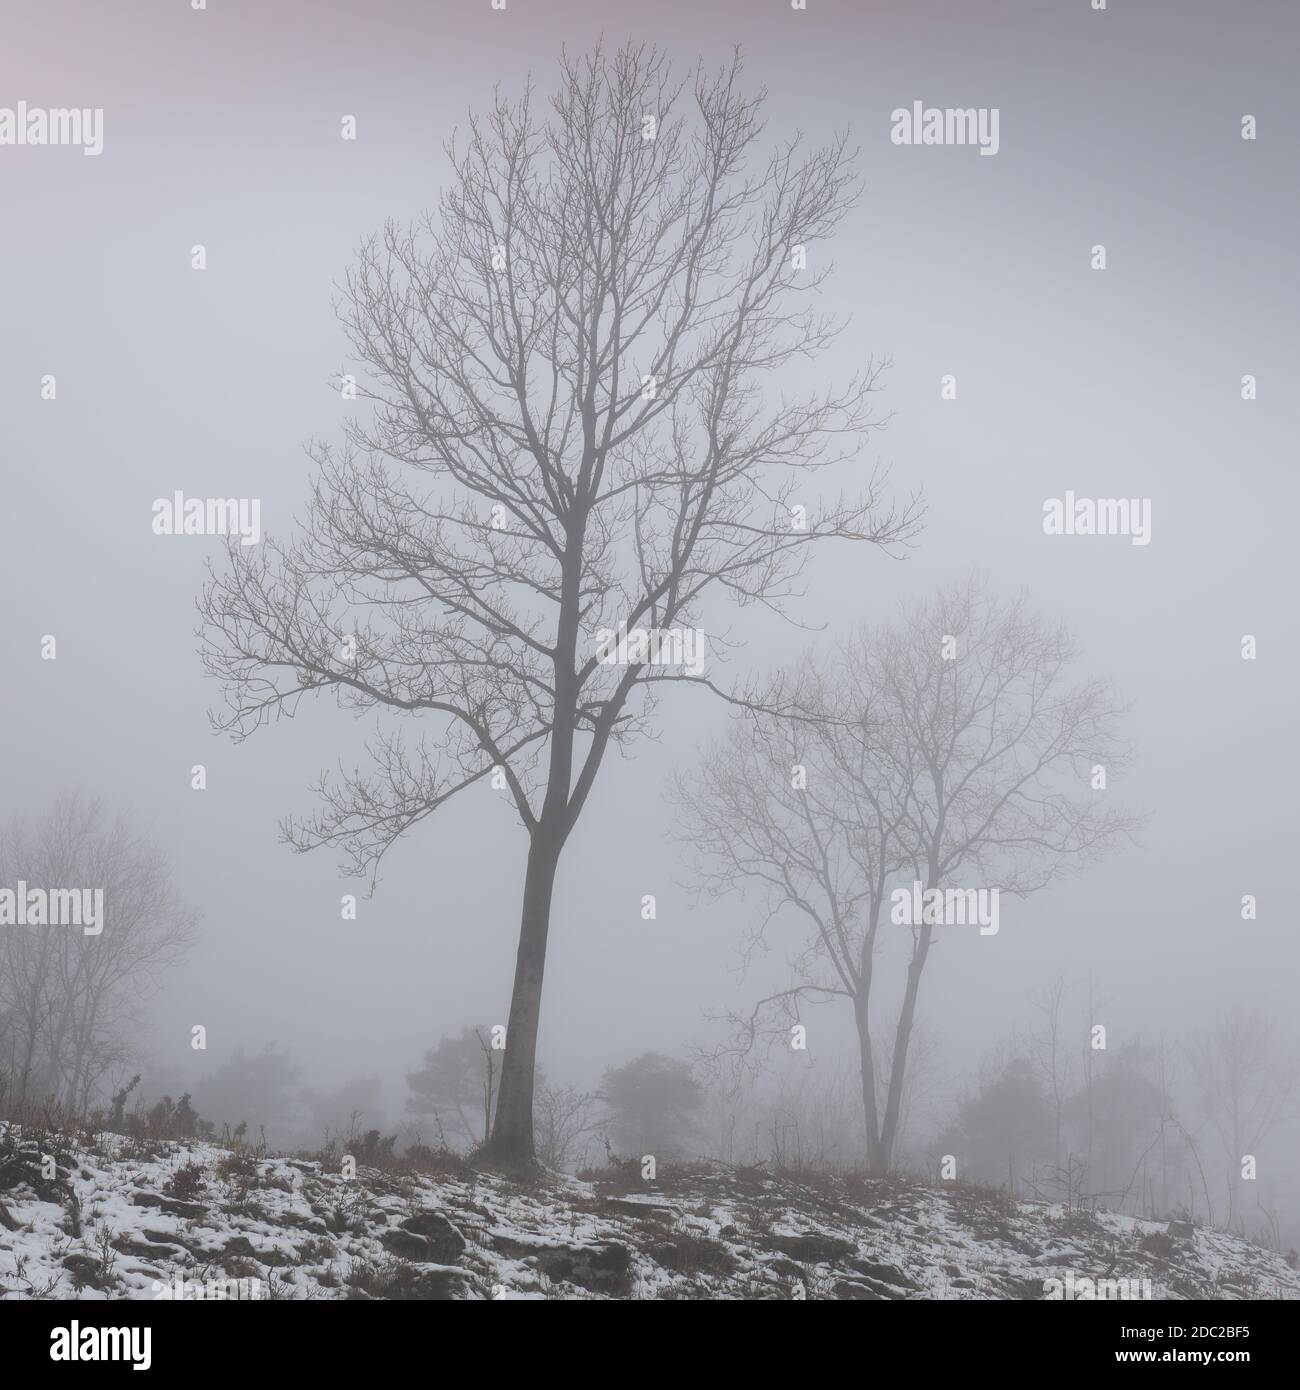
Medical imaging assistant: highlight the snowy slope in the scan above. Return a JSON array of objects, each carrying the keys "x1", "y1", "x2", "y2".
[{"x1": 2, "y1": 1125, "x2": 1296, "y2": 1300}]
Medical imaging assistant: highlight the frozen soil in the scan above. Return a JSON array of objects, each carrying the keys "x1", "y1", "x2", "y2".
[{"x1": 2, "y1": 1124, "x2": 1297, "y2": 1300}]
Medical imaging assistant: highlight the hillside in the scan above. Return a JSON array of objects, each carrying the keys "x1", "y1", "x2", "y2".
[{"x1": 1, "y1": 1124, "x2": 1296, "y2": 1300}]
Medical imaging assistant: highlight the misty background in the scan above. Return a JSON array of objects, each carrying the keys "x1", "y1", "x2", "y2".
[{"x1": 1, "y1": 0, "x2": 1296, "y2": 1225}]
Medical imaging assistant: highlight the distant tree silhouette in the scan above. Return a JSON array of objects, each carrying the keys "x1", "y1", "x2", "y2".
[{"x1": 600, "y1": 1053, "x2": 703, "y2": 1160}]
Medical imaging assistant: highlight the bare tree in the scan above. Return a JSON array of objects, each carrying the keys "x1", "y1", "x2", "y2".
[
  {"x1": 0, "y1": 794, "x2": 198, "y2": 1116},
  {"x1": 1189, "y1": 1005, "x2": 1300, "y2": 1230},
  {"x1": 672, "y1": 577, "x2": 1140, "y2": 1174},
  {"x1": 533, "y1": 1081, "x2": 599, "y2": 1173},
  {"x1": 1025, "y1": 973, "x2": 1072, "y2": 1177},
  {"x1": 198, "y1": 42, "x2": 918, "y2": 1162}
]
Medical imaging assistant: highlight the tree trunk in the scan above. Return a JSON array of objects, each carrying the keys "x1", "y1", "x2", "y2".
[
  {"x1": 876, "y1": 921, "x2": 935, "y2": 1175},
  {"x1": 484, "y1": 828, "x2": 562, "y2": 1164},
  {"x1": 853, "y1": 992, "x2": 883, "y2": 1174}
]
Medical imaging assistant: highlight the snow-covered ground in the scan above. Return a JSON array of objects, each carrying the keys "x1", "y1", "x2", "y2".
[{"x1": 2, "y1": 1124, "x2": 1297, "y2": 1300}]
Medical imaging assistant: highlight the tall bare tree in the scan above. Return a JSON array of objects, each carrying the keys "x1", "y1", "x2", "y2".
[
  {"x1": 198, "y1": 43, "x2": 918, "y2": 1162},
  {"x1": 672, "y1": 578, "x2": 1140, "y2": 1174}
]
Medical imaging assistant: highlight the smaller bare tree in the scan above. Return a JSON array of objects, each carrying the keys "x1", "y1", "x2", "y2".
[
  {"x1": 1189, "y1": 1005, "x2": 1300, "y2": 1231},
  {"x1": 533, "y1": 1082, "x2": 599, "y2": 1173},
  {"x1": 673, "y1": 577, "x2": 1142, "y2": 1174}
]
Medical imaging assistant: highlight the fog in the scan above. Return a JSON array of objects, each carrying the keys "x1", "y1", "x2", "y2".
[{"x1": 2, "y1": 0, "x2": 1297, "y2": 1277}]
